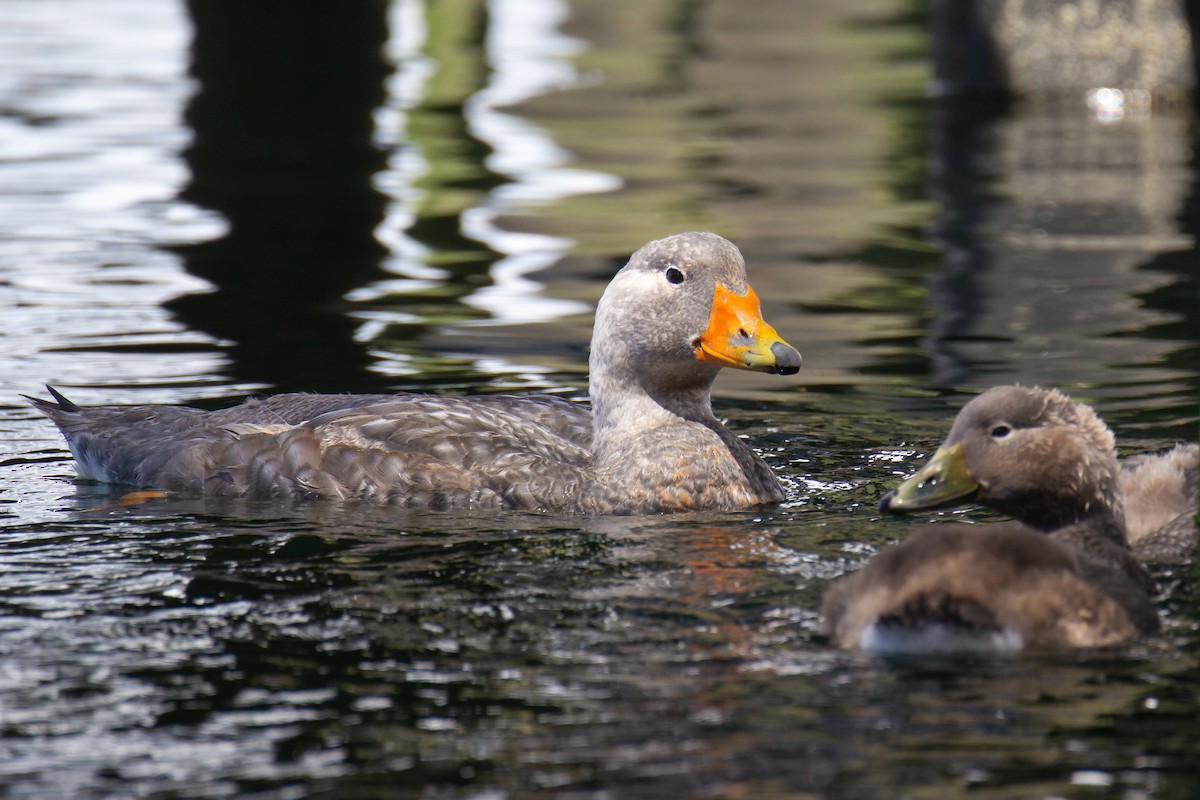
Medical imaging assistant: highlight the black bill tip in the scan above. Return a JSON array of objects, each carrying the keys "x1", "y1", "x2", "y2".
[{"x1": 769, "y1": 341, "x2": 802, "y2": 375}]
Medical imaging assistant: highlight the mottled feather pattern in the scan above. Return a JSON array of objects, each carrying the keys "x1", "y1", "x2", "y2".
[
  {"x1": 30, "y1": 384, "x2": 773, "y2": 513},
  {"x1": 27, "y1": 233, "x2": 803, "y2": 513},
  {"x1": 28, "y1": 392, "x2": 592, "y2": 506},
  {"x1": 584, "y1": 422, "x2": 770, "y2": 514},
  {"x1": 43, "y1": 393, "x2": 778, "y2": 512}
]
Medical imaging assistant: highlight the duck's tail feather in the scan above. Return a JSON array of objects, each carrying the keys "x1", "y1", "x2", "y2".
[{"x1": 23, "y1": 385, "x2": 82, "y2": 414}]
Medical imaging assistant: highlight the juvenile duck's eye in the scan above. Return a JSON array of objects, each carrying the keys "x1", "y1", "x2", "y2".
[
  {"x1": 665, "y1": 267, "x2": 685, "y2": 285},
  {"x1": 990, "y1": 424, "x2": 1012, "y2": 439}
]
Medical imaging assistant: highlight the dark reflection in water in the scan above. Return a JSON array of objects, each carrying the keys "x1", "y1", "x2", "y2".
[
  {"x1": 925, "y1": 97, "x2": 1199, "y2": 435},
  {"x1": 167, "y1": 1, "x2": 397, "y2": 394}
]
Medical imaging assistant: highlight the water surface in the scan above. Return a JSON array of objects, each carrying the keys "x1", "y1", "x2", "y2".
[{"x1": 0, "y1": 0, "x2": 1197, "y2": 798}]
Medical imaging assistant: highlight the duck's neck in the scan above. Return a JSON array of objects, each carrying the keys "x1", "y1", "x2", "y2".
[
  {"x1": 588, "y1": 347, "x2": 719, "y2": 456},
  {"x1": 1021, "y1": 471, "x2": 1129, "y2": 546}
]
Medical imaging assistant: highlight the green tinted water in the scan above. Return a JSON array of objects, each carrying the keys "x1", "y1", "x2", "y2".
[{"x1": 0, "y1": 0, "x2": 1197, "y2": 798}]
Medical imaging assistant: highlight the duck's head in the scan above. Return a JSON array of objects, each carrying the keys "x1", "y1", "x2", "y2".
[
  {"x1": 590, "y1": 232, "x2": 801, "y2": 394},
  {"x1": 880, "y1": 386, "x2": 1122, "y2": 532}
]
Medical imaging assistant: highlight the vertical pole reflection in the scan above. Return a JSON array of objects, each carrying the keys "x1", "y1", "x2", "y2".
[
  {"x1": 924, "y1": 98, "x2": 1196, "y2": 405},
  {"x1": 922, "y1": 1, "x2": 1199, "y2": 416},
  {"x1": 169, "y1": 1, "x2": 395, "y2": 394}
]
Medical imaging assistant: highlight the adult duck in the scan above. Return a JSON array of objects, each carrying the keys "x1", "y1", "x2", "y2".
[
  {"x1": 28, "y1": 232, "x2": 802, "y2": 514},
  {"x1": 823, "y1": 386, "x2": 1171, "y2": 653}
]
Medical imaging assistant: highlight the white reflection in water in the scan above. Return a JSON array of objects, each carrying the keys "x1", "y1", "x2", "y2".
[
  {"x1": 460, "y1": 0, "x2": 621, "y2": 324},
  {"x1": 0, "y1": 0, "x2": 230, "y2": 403},
  {"x1": 372, "y1": 0, "x2": 447, "y2": 287},
  {"x1": 369, "y1": 0, "x2": 621, "y2": 335}
]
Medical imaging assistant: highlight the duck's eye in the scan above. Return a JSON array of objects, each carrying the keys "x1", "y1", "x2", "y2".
[
  {"x1": 665, "y1": 267, "x2": 685, "y2": 285},
  {"x1": 990, "y1": 424, "x2": 1012, "y2": 439}
]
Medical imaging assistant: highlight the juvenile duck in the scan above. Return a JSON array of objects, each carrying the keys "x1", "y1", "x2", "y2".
[
  {"x1": 28, "y1": 232, "x2": 802, "y2": 515},
  {"x1": 880, "y1": 385, "x2": 1197, "y2": 564},
  {"x1": 823, "y1": 386, "x2": 1171, "y2": 653}
]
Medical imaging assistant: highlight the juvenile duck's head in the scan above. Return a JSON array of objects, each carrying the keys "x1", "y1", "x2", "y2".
[
  {"x1": 589, "y1": 232, "x2": 801, "y2": 403},
  {"x1": 881, "y1": 386, "x2": 1123, "y2": 534}
]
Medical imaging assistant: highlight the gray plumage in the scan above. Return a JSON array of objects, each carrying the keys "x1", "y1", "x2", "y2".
[{"x1": 28, "y1": 232, "x2": 802, "y2": 515}]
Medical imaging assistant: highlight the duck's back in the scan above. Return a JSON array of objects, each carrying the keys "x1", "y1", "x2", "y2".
[
  {"x1": 822, "y1": 523, "x2": 1159, "y2": 653},
  {"x1": 1120, "y1": 443, "x2": 1199, "y2": 563},
  {"x1": 34, "y1": 392, "x2": 596, "y2": 509},
  {"x1": 31, "y1": 390, "x2": 791, "y2": 513}
]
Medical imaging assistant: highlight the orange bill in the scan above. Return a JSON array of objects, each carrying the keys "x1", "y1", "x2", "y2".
[{"x1": 693, "y1": 283, "x2": 802, "y2": 375}]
